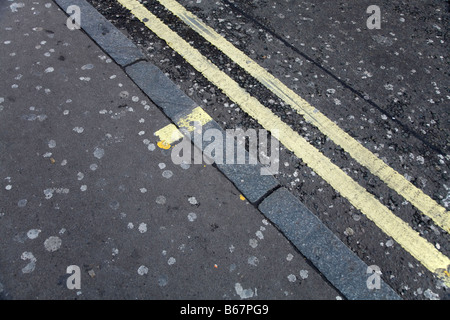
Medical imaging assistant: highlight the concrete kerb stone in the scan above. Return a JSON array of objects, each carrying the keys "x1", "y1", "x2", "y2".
[
  {"x1": 126, "y1": 61, "x2": 198, "y2": 122},
  {"x1": 54, "y1": 0, "x2": 146, "y2": 66},
  {"x1": 53, "y1": 0, "x2": 401, "y2": 299},
  {"x1": 166, "y1": 117, "x2": 280, "y2": 204},
  {"x1": 259, "y1": 188, "x2": 401, "y2": 300}
]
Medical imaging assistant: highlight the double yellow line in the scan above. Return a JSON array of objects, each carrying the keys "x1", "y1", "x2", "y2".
[{"x1": 117, "y1": 0, "x2": 449, "y2": 280}]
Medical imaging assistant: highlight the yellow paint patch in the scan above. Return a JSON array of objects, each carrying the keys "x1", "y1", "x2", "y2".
[
  {"x1": 239, "y1": 194, "x2": 246, "y2": 201},
  {"x1": 177, "y1": 106, "x2": 212, "y2": 131},
  {"x1": 154, "y1": 123, "x2": 184, "y2": 145},
  {"x1": 154, "y1": 107, "x2": 213, "y2": 147},
  {"x1": 436, "y1": 268, "x2": 450, "y2": 288},
  {"x1": 157, "y1": 140, "x2": 171, "y2": 150}
]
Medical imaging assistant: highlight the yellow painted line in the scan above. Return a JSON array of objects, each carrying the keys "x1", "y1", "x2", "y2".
[
  {"x1": 155, "y1": 0, "x2": 449, "y2": 234},
  {"x1": 154, "y1": 106, "x2": 212, "y2": 145},
  {"x1": 154, "y1": 123, "x2": 183, "y2": 145},
  {"x1": 176, "y1": 106, "x2": 212, "y2": 131},
  {"x1": 117, "y1": 0, "x2": 450, "y2": 281}
]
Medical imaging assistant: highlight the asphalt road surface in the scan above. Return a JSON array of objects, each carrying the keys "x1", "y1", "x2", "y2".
[
  {"x1": 84, "y1": 0, "x2": 450, "y2": 300},
  {"x1": 1, "y1": 0, "x2": 448, "y2": 301}
]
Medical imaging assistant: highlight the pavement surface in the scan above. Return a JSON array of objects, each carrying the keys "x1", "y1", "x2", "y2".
[
  {"x1": 0, "y1": 0, "x2": 448, "y2": 302},
  {"x1": 0, "y1": 0, "x2": 342, "y2": 300}
]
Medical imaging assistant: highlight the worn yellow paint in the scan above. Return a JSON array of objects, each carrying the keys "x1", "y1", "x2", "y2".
[
  {"x1": 117, "y1": 0, "x2": 450, "y2": 279},
  {"x1": 155, "y1": 0, "x2": 449, "y2": 234},
  {"x1": 154, "y1": 107, "x2": 213, "y2": 145},
  {"x1": 176, "y1": 106, "x2": 212, "y2": 131},
  {"x1": 157, "y1": 140, "x2": 172, "y2": 149},
  {"x1": 239, "y1": 194, "x2": 246, "y2": 201},
  {"x1": 154, "y1": 123, "x2": 184, "y2": 145}
]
